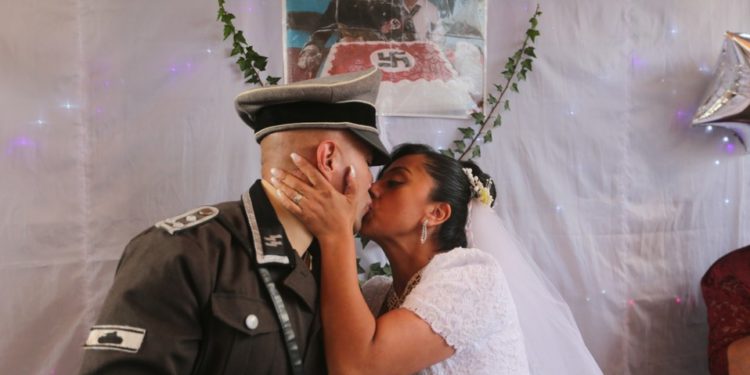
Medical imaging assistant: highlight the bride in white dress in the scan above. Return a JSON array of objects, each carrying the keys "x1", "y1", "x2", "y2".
[{"x1": 271, "y1": 143, "x2": 601, "y2": 374}]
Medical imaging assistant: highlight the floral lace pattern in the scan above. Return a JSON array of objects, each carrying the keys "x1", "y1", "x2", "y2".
[
  {"x1": 701, "y1": 246, "x2": 750, "y2": 375},
  {"x1": 361, "y1": 247, "x2": 530, "y2": 375}
]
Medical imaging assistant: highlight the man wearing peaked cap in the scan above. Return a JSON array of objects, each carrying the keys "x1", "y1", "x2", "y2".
[
  {"x1": 80, "y1": 68, "x2": 389, "y2": 375},
  {"x1": 235, "y1": 66, "x2": 390, "y2": 165}
]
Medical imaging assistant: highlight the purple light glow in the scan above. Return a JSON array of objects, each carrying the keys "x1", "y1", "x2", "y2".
[
  {"x1": 725, "y1": 143, "x2": 736, "y2": 153},
  {"x1": 674, "y1": 296, "x2": 682, "y2": 304},
  {"x1": 630, "y1": 53, "x2": 646, "y2": 69},
  {"x1": 675, "y1": 109, "x2": 690, "y2": 122},
  {"x1": 627, "y1": 299, "x2": 635, "y2": 306},
  {"x1": 5, "y1": 136, "x2": 37, "y2": 155}
]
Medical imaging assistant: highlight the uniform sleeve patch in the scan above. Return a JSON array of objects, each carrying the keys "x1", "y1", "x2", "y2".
[
  {"x1": 84, "y1": 325, "x2": 146, "y2": 353},
  {"x1": 155, "y1": 206, "x2": 219, "y2": 235}
]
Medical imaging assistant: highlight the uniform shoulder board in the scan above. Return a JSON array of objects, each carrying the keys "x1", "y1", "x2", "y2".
[{"x1": 155, "y1": 206, "x2": 219, "y2": 235}]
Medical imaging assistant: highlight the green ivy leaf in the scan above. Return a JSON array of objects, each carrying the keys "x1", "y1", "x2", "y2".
[
  {"x1": 504, "y1": 100, "x2": 510, "y2": 111},
  {"x1": 356, "y1": 257, "x2": 366, "y2": 274},
  {"x1": 440, "y1": 148, "x2": 455, "y2": 158},
  {"x1": 527, "y1": 29, "x2": 540, "y2": 42},
  {"x1": 470, "y1": 112, "x2": 485, "y2": 124},
  {"x1": 494, "y1": 83, "x2": 503, "y2": 92},
  {"x1": 453, "y1": 140, "x2": 466, "y2": 152},
  {"x1": 234, "y1": 30, "x2": 247, "y2": 45},
  {"x1": 483, "y1": 130, "x2": 493, "y2": 143},
  {"x1": 521, "y1": 59, "x2": 533, "y2": 71},
  {"x1": 458, "y1": 127, "x2": 475, "y2": 138},
  {"x1": 266, "y1": 76, "x2": 280, "y2": 85},
  {"x1": 493, "y1": 115, "x2": 503, "y2": 127},
  {"x1": 487, "y1": 94, "x2": 497, "y2": 105},
  {"x1": 523, "y1": 47, "x2": 536, "y2": 58},
  {"x1": 223, "y1": 24, "x2": 233, "y2": 40},
  {"x1": 230, "y1": 45, "x2": 243, "y2": 56},
  {"x1": 530, "y1": 17, "x2": 538, "y2": 28},
  {"x1": 511, "y1": 83, "x2": 519, "y2": 93},
  {"x1": 472, "y1": 146, "x2": 481, "y2": 158}
]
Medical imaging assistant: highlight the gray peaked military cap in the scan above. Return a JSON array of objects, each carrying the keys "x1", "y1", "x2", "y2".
[{"x1": 234, "y1": 67, "x2": 390, "y2": 165}]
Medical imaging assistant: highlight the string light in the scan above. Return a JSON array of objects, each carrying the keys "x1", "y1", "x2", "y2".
[
  {"x1": 723, "y1": 136, "x2": 730, "y2": 143},
  {"x1": 705, "y1": 125, "x2": 714, "y2": 133},
  {"x1": 724, "y1": 198, "x2": 730, "y2": 205},
  {"x1": 714, "y1": 160, "x2": 720, "y2": 166}
]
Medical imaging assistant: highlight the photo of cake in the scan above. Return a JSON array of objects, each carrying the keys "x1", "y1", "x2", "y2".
[{"x1": 320, "y1": 41, "x2": 479, "y2": 117}]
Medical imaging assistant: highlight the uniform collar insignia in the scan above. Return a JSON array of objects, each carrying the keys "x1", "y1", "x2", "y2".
[{"x1": 242, "y1": 181, "x2": 295, "y2": 267}]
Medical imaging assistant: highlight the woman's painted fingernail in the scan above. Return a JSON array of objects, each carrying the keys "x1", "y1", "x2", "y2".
[
  {"x1": 290, "y1": 153, "x2": 300, "y2": 162},
  {"x1": 275, "y1": 189, "x2": 282, "y2": 198},
  {"x1": 270, "y1": 177, "x2": 279, "y2": 185},
  {"x1": 349, "y1": 165, "x2": 356, "y2": 178},
  {"x1": 270, "y1": 168, "x2": 280, "y2": 177}
]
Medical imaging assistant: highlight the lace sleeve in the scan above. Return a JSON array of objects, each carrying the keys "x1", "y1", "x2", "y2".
[{"x1": 400, "y1": 248, "x2": 516, "y2": 352}]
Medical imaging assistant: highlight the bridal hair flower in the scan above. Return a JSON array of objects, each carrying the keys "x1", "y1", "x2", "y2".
[{"x1": 462, "y1": 168, "x2": 494, "y2": 207}]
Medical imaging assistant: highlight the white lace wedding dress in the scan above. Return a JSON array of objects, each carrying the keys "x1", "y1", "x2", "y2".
[{"x1": 362, "y1": 247, "x2": 531, "y2": 375}]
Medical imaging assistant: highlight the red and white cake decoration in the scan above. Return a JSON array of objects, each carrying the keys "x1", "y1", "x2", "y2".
[{"x1": 321, "y1": 41, "x2": 477, "y2": 117}]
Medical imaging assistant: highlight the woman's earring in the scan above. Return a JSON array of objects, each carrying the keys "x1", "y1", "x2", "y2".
[{"x1": 420, "y1": 219, "x2": 428, "y2": 244}]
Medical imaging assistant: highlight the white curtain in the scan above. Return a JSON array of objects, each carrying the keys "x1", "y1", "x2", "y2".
[{"x1": 1, "y1": 0, "x2": 749, "y2": 374}]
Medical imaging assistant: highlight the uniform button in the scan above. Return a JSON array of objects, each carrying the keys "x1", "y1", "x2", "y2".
[
  {"x1": 245, "y1": 314, "x2": 259, "y2": 330},
  {"x1": 186, "y1": 215, "x2": 197, "y2": 222},
  {"x1": 173, "y1": 222, "x2": 185, "y2": 228}
]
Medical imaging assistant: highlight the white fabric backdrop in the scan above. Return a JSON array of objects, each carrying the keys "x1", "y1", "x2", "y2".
[{"x1": 1, "y1": 0, "x2": 749, "y2": 374}]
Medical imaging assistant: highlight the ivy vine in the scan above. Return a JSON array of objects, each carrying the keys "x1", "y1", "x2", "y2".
[
  {"x1": 217, "y1": 0, "x2": 280, "y2": 86},
  {"x1": 441, "y1": 5, "x2": 542, "y2": 161}
]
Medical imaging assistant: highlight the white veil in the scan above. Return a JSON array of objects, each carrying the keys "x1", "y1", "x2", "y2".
[{"x1": 466, "y1": 201, "x2": 603, "y2": 375}]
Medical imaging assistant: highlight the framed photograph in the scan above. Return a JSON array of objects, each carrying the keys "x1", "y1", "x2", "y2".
[{"x1": 284, "y1": 0, "x2": 486, "y2": 118}]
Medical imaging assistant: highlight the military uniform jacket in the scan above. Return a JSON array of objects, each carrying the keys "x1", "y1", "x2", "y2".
[{"x1": 79, "y1": 181, "x2": 326, "y2": 374}]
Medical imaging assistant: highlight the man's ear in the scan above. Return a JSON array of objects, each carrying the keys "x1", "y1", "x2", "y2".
[
  {"x1": 426, "y1": 202, "x2": 452, "y2": 227},
  {"x1": 315, "y1": 140, "x2": 338, "y2": 181}
]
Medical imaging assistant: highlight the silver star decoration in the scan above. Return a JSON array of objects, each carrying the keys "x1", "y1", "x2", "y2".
[{"x1": 692, "y1": 31, "x2": 750, "y2": 151}]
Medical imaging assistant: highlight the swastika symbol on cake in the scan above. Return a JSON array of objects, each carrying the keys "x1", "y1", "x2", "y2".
[{"x1": 370, "y1": 49, "x2": 415, "y2": 73}]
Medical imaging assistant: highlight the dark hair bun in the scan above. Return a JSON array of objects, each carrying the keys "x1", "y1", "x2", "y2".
[{"x1": 459, "y1": 160, "x2": 497, "y2": 207}]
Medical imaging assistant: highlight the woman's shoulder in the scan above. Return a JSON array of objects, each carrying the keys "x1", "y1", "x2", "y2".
[{"x1": 423, "y1": 247, "x2": 501, "y2": 275}]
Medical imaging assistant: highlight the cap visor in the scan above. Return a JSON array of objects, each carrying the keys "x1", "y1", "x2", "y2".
[{"x1": 349, "y1": 128, "x2": 390, "y2": 166}]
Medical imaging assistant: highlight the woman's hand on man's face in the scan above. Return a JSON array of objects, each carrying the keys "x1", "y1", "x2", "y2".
[{"x1": 270, "y1": 153, "x2": 360, "y2": 243}]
